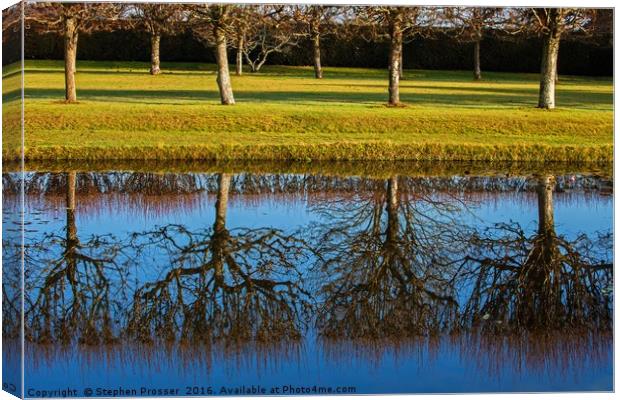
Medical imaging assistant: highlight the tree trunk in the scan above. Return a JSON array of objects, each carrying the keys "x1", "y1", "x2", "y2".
[
  {"x1": 388, "y1": 15, "x2": 403, "y2": 106},
  {"x1": 212, "y1": 173, "x2": 231, "y2": 285},
  {"x1": 244, "y1": 52, "x2": 258, "y2": 73},
  {"x1": 150, "y1": 34, "x2": 161, "y2": 75},
  {"x1": 214, "y1": 28, "x2": 235, "y2": 105},
  {"x1": 255, "y1": 54, "x2": 270, "y2": 72},
  {"x1": 312, "y1": 33, "x2": 323, "y2": 79},
  {"x1": 66, "y1": 171, "x2": 76, "y2": 224},
  {"x1": 538, "y1": 22, "x2": 561, "y2": 109},
  {"x1": 64, "y1": 17, "x2": 78, "y2": 103},
  {"x1": 214, "y1": 173, "x2": 231, "y2": 234},
  {"x1": 530, "y1": 174, "x2": 558, "y2": 289},
  {"x1": 536, "y1": 175, "x2": 555, "y2": 236},
  {"x1": 473, "y1": 39, "x2": 482, "y2": 81},
  {"x1": 398, "y1": 45, "x2": 403, "y2": 80},
  {"x1": 385, "y1": 176, "x2": 399, "y2": 244},
  {"x1": 236, "y1": 35, "x2": 243, "y2": 76},
  {"x1": 66, "y1": 171, "x2": 78, "y2": 271}
]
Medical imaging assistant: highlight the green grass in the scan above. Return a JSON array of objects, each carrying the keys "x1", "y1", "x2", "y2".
[{"x1": 2, "y1": 60, "x2": 613, "y2": 161}]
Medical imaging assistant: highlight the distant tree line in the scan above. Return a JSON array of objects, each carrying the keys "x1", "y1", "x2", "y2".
[
  {"x1": 2, "y1": 3, "x2": 612, "y2": 109},
  {"x1": 19, "y1": 28, "x2": 612, "y2": 77}
]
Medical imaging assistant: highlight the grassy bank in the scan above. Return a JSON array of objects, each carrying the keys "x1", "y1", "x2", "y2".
[{"x1": 2, "y1": 60, "x2": 613, "y2": 161}]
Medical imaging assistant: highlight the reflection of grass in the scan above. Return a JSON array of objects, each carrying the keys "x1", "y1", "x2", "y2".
[
  {"x1": 4, "y1": 160, "x2": 613, "y2": 179},
  {"x1": 2, "y1": 60, "x2": 613, "y2": 161}
]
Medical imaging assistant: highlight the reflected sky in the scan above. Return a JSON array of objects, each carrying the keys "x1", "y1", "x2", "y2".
[{"x1": 2, "y1": 169, "x2": 613, "y2": 395}]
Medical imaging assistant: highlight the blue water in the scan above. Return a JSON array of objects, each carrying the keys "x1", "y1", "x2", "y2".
[{"x1": 2, "y1": 171, "x2": 614, "y2": 396}]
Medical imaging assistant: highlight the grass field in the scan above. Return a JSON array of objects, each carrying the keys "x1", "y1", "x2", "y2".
[{"x1": 2, "y1": 60, "x2": 613, "y2": 161}]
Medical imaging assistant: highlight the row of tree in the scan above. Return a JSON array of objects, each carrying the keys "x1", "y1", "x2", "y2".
[{"x1": 18, "y1": 4, "x2": 612, "y2": 108}]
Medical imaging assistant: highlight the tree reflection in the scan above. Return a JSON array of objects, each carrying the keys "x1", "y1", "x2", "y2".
[
  {"x1": 457, "y1": 330, "x2": 612, "y2": 379},
  {"x1": 312, "y1": 176, "x2": 468, "y2": 339},
  {"x1": 460, "y1": 175, "x2": 613, "y2": 333},
  {"x1": 25, "y1": 172, "x2": 131, "y2": 345},
  {"x1": 15, "y1": 169, "x2": 614, "y2": 382},
  {"x1": 127, "y1": 173, "x2": 313, "y2": 344},
  {"x1": 2, "y1": 229, "x2": 21, "y2": 340}
]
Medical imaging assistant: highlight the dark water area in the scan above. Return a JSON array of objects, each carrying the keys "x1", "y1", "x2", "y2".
[{"x1": 2, "y1": 161, "x2": 614, "y2": 396}]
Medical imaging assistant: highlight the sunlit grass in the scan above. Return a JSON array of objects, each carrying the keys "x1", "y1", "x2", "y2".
[{"x1": 2, "y1": 60, "x2": 613, "y2": 161}]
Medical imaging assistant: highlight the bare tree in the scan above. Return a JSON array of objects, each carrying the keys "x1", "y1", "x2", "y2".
[
  {"x1": 229, "y1": 5, "x2": 256, "y2": 76},
  {"x1": 25, "y1": 2, "x2": 124, "y2": 103},
  {"x1": 294, "y1": 5, "x2": 343, "y2": 79},
  {"x1": 356, "y1": 6, "x2": 434, "y2": 106},
  {"x1": 190, "y1": 4, "x2": 237, "y2": 105},
  {"x1": 510, "y1": 8, "x2": 607, "y2": 109},
  {"x1": 240, "y1": 5, "x2": 302, "y2": 73},
  {"x1": 446, "y1": 7, "x2": 503, "y2": 81},
  {"x1": 131, "y1": 3, "x2": 185, "y2": 75}
]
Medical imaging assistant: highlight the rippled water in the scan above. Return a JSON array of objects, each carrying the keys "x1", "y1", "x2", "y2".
[{"x1": 2, "y1": 162, "x2": 613, "y2": 396}]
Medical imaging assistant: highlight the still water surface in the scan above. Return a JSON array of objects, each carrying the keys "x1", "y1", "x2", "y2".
[{"x1": 2, "y1": 162, "x2": 613, "y2": 395}]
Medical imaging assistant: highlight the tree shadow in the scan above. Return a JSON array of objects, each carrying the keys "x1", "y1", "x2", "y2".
[{"x1": 20, "y1": 86, "x2": 612, "y2": 109}]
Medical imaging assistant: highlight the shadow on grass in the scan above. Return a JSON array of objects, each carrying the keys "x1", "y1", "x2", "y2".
[
  {"x1": 16, "y1": 59, "x2": 614, "y2": 80},
  {"x1": 20, "y1": 69, "x2": 218, "y2": 78},
  {"x1": 17, "y1": 86, "x2": 613, "y2": 110}
]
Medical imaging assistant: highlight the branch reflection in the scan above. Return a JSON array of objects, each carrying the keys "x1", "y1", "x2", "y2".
[
  {"x1": 25, "y1": 172, "x2": 131, "y2": 345},
  {"x1": 127, "y1": 173, "x2": 314, "y2": 344},
  {"x1": 312, "y1": 176, "x2": 469, "y2": 339},
  {"x1": 459, "y1": 175, "x2": 613, "y2": 333},
  {"x1": 12, "y1": 170, "x2": 613, "y2": 381}
]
